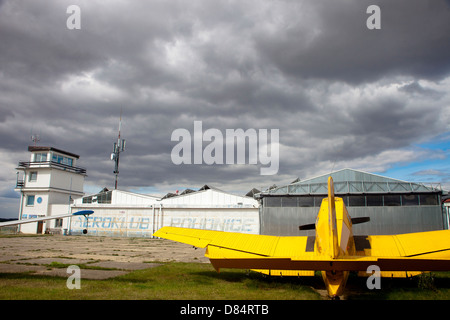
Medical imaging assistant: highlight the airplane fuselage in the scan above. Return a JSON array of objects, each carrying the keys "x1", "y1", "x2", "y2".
[{"x1": 314, "y1": 177, "x2": 356, "y2": 297}]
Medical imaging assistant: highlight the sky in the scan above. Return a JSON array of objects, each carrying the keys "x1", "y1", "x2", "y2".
[{"x1": 1, "y1": 0, "x2": 449, "y2": 218}]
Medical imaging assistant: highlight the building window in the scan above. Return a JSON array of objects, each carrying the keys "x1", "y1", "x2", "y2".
[
  {"x1": 384, "y1": 195, "x2": 401, "y2": 206},
  {"x1": 82, "y1": 197, "x2": 92, "y2": 204},
  {"x1": 98, "y1": 191, "x2": 112, "y2": 204},
  {"x1": 52, "y1": 154, "x2": 73, "y2": 166},
  {"x1": 348, "y1": 195, "x2": 365, "y2": 207},
  {"x1": 26, "y1": 195, "x2": 35, "y2": 206},
  {"x1": 402, "y1": 194, "x2": 419, "y2": 206},
  {"x1": 298, "y1": 196, "x2": 314, "y2": 207},
  {"x1": 34, "y1": 153, "x2": 47, "y2": 162},
  {"x1": 419, "y1": 194, "x2": 438, "y2": 205},
  {"x1": 29, "y1": 171, "x2": 37, "y2": 182},
  {"x1": 82, "y1": 191, "x2": 112, "y2": 204},
  {"x1": 55, "y1": 219, "x2": 63, "y2": 228},
  {"x1": 264, "y1": 197, "x2": 281, "y2": 207},
  {"x1": 366, "y1": 195, "x2": 383, "y2": 206},
  {"x1": 262, "y1": 192, "x2": 440, "y2": 208},
  {"x1": 281, "y1": 197, "x2": 298, "y2": 207}
]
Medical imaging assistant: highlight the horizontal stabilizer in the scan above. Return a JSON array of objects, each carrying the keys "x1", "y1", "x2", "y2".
[
  {"x1": 351, "y1": 217, "x2": 370, "y2": 225},
  {"x1": 299, "y1": 217, "x2": 370, "y2": 230},
  {"x1": 299, "y1": 223, "x2": 316, "y2": 230}
]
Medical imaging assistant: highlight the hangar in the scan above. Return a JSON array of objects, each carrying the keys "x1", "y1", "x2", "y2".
[{"x1": 258, "y1": 168, "x2": 447, "y2": 236}]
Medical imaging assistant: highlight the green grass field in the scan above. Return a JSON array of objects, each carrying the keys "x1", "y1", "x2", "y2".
[{"x1": 1, "y1": 262, "x2": 450, "y2": 300}]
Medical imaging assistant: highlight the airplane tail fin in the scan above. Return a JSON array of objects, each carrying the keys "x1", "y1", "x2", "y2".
[{"x1": 327, "y1": 177, "x2": 340, "y2": 259}]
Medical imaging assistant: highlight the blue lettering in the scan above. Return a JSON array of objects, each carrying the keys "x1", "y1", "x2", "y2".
[
  {"x1": 102, "y1": 217, "x2": 112, "y2": 228},
  {"x1": 204, "y1": 218, "x2": 214, "y2": 230},
  {"x1": 139, "y1": 217, "x2": 150, "y2": 229},
  {"x1": 242, "y1": 219, "x2": 254, "y2": 232},
  {"x1": 92, "y1": 217, "x2": 102, "y2": 228},
  {"x1": 110, "y1": 217, "x2": 121, "y2": 229},
  {"x1": 230, "y1": 219, "x2": 242, "y2": 232},
  {"x1": 129, "y1": 217, "x2": 139, "y2": 229},
  {"x1": 171, "y1": 217, "x2": 181, "y2": 227}
]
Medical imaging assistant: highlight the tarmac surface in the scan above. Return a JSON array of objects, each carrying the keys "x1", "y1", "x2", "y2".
[{"x1": 0, "y1": 234, "x2": 209, "y2": 279}]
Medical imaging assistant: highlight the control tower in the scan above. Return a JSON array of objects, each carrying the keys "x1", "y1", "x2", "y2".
[{"x1": 14, "y1": 146, "x2": 86, "y2": 234}]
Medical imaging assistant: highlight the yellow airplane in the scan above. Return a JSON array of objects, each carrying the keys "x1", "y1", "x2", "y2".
[{"x1": 154, "y1": 177, "x2": 450, "y2": 298}]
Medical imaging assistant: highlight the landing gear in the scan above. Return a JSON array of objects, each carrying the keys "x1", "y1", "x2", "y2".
[{"x1": 82, "y1": 214, "x2": 89, "y2": 234}]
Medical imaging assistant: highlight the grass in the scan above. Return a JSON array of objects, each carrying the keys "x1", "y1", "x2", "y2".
[
  {"x1": 345, "y1": 272, "x2": 450, "y2": 300},
  {"x1": 44, "y1": 261, "x2": 118, "y2": 271},
  {"x1": 1, "y1": 262, "x2": 450, "y2": 300},
  {"x1": 0, "y1": 263, "x2": 320, "y2": 300}
]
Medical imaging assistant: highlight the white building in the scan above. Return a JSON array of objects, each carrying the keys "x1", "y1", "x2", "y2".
[
  {"x1": 70, "y1": 185, "x2": 259, "y2": 237},
  {"x1": 14, "y1": 146, "x2": 86, "y2": 234}
]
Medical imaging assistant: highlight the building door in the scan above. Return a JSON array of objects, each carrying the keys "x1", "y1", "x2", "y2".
[{"x1": 37, "y1": 221, "x2": 44, "y2": 234}]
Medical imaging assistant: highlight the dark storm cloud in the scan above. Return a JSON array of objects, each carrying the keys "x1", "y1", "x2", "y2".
[
  {"x1": 0, "y1": 0, "x2": 449, "y2": 217},
  {"x1": 257, "y1": 0, "x2": 450, "y2": 84}
]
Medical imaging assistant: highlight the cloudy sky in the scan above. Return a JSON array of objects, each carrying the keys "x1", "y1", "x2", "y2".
[{"x1": 1, "y1": 0, "x2": 449, "y2": 218}]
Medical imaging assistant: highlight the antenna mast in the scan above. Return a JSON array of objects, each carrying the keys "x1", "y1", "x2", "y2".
[
  {"x1": 31, "y1": 130, "x2": 40, "y2": 146},
  {"x1": 111, "y1": 109, "x2": 126, "y2": 189}
]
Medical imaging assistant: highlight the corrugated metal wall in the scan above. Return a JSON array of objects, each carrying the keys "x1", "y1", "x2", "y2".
[
  {"x1": 260, "y1": 205, "x2": 444, "y2": 236},
  {"x1": 69, "y1": 206, "x2": 260, "y2": 237}
]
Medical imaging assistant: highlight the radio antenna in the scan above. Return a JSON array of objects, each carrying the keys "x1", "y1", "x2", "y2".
[
  {"x1": 30, "y1": 129, "x2": 41, "y2": 146},
  {"x1": 111, "y1": 109, "x2": 126, "y2": 189}
]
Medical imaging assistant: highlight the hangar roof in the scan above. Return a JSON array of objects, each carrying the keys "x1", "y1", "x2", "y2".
[
  {"x1": 263, "y1": 168, "x2": 442, "y2": 196},
  {"x1": 74, "y1": 185, "x2": 258, "y2": 208}
]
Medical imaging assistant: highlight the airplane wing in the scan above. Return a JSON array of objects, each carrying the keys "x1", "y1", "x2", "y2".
[
  {"x1": 354, "y1": 229, "x2": 450, "y2": 277},
  {"x1": 153, "y1": 226, "x2": 316, "y2": 275},
  {"x1": 155, "y1": 226, "x2": 320, "y2": 276},
  {"x1": 154, "y1": 227, "x2": 450, "y2": 275},
  {"x1": 0, "y1": 210, "x2": 94, "y2": 228}
]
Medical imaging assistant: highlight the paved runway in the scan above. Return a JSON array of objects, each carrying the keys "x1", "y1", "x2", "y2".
[{"x1": 0, "y1": 235, "x2": 208, "y2": 279}]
